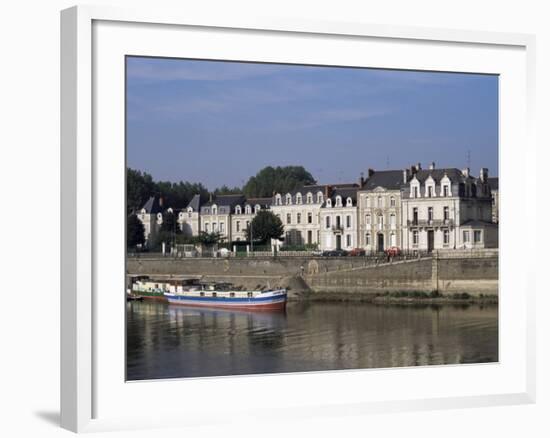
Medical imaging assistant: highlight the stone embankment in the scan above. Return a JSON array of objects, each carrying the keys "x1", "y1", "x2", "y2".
[{"x1": 127, "y1": 249, "x2": 498, "y2": 300}]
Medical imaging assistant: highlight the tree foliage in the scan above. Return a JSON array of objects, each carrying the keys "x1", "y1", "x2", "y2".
[
  {"x1": 245, "y1": 210, "x2": 284, "y2": 243},
  {"x1": 242, "y1": 166, "x2": 316, "y2": 198},
  {"x1": 127, "y1": 169, "x2": 155, "y2": 214},
  {"x1": 160, "y1": 210, "x2": 179, "y2": 233},
  {"x1": 127, "y1": 214, "x2": 145, "y2": 248},
  {"x1": 197, "y1": 231, "x2": 224, "y2": 245}
]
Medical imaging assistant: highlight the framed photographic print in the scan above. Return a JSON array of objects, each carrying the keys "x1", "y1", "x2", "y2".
[{"x1": 61, "y1": 5, "x2": 536, "y2": 433}]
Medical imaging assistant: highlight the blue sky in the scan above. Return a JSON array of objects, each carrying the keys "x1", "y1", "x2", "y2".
[{"x1": 126, "y1": 57, "x2": 498, "y2": 189}]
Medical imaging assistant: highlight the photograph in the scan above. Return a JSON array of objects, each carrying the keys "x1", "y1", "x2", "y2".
[{"x1": 125, "y1": 56, "x2": 499, "y2": 381}]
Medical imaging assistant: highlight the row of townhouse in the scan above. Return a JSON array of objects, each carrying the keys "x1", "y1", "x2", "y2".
[{"x1": 137, "y1": 162, "x2": 498, "y2": 252}]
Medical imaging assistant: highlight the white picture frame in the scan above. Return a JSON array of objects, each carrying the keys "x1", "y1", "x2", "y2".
[{"x1": 60, "y1": 5, "x2": 536, "y2": 433}]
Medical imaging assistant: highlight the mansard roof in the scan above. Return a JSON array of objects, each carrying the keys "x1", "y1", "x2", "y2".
[
  {"x1": 204, "y1": 194, "x2": 246, "y2": 208},
  {"x1": 330, "y1": 186, "x2": 359, "y2": 203},
  {"x1": 244, "y1": 197, "x2": 272, "y2": 207},
  {"x1": 141, "y1": 196, "x2": 163, "y2": 214},
  {"x1": 364, "y1": 170, "x2": 405, "y2": 190},
  {"x1": 186, "y1": 193, "x2": 207, "y2": 211},
  {"x1": 413, "y1": 168, "x2": 470, "y2": 184}
]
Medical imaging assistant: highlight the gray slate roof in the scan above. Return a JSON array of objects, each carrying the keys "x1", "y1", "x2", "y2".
[
  {"x1": 413, "y1": 168, "x2": 471, "y2": 184},
  {"x1": 204, "y1": 194, "x2": 246, "y2": 208},
  {"x1": 364, "y1": 170, "x2": 405, "y2": 190},
  {"x1": 488, "y1": 177, "x2": 499, "y2": 191},
  {"x1": 141, "y1": 196, "x2": 162, "y2": 214},
  {"x1": 186, "y1": 194, "x2": 207, "y2": 211}
]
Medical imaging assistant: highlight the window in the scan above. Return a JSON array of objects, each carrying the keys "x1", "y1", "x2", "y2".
[
  {"x1": 212, "y1": 222, "x2": 217, "y2": 232},
  {"x1": 335, "y1": 196, "x2": 342, "y2": 207},
  {"x1": 428, "y1": 207, "x2": 433, "y2": 222},
  {"x1": 377, "y1": 214, "x2": 383, "y2": 229},
  {"x1": 366, "y1": 233, "x2": 371, "y2": 245},
  {"x1": 428, "y1": 186, "x2": 433, "y2": 197},
  {"x1": 443, "y1": 185, "x2": 449, "y2": 197},
  {"x1": 377, "y1": 196, "x2": 382, "y2": 207},
  {"x1": 346, "y1": 215, "x2": 351, "y2": 228},
  {"x1": 286, "y1": 213, "x2": 291, "y2": 225},
  {"x1": 307, "y1": 212, "x2": 312, "y2": 224},
  {"x1": 474, "y1": 230, "x2": 482, "y2": 243},
  {"x1": 326, "y1": 216, "x2": 331, "y2": 229},
  {"x1": 205, "y1": 223, "x2": 210, "y2": 232},
  {"x1": 285, "y1": 194, "x2": 292, "y2": 205},
  {"x1": 236, "y1": 221, "x2": 240, "y2": 232},
  {"x1": 297, "y1": 213, "x2": 301, "y2": 224},
  {"x1": 307, "y1": 193, "x2": 313, "y2": 204},
  {"x1": 230, "y1": 292, "x2": 235, "y2": 298},
  {"x1": 235, "y1": 205, "x2": 241, "y2": 214},
  {"x1": 463, "y1": 230, "x2": 470, "y2": 243},
  {"x1": 326, "y1": 199, "x2": 332, "y2": 207},
  {"x1": 390, "y1": 196, "x2": 395, "y2": 207},
  {"x1": 390, "y1": 232, "x2": 396, "y2": 247},
  {"x1": 444, "y1": 206, "x2": 449, "y2": 221},
  {"x1": 307, "y1": 230, "x2": 312, "y2": 244},
  {"x1": 296, "y1": 193, "x2": 302, "y2": 204},
  {"x1": 346, "y1": 197, "x2": 352, "y2": 207},
  {"x1": 255, "y1": 205, "x2": 261, "y2": 214},
  {"x1": 317, "y1": 192, "x2": 323, "y2": 204},
  {"x1": 366, "y1": 197, "x2": 371, "y2": 208},
  {"x1": 443, "y1": 229, "x2": 449, "y2": 245},
  {"x1": 346, "y1": 234, "x2": 351, "y2": 247},
  {"x1": 413, "y1": 230, "x2": 419, "y2": 245},
  {"x1": 245, "y1": 205, "x2": 251, "y2": 215},
  {"x1": 413, "y1": 186, "x2": 419, "y2": 198},
  {"x1": 220, "y1": 222, "x2": 225, "y2": 233},
  {"x1": 275, "y1": 195, "x2": 282, "y2": 206},
  {"x1": 212, "y1": 206, "x2": 217, "y2": 215},
  {"x1": 366, "y1": 214, "x2": 371, "y2": 225},
  {"x1": 390, "y1": 214, "x2": 396, "y2": 229}
]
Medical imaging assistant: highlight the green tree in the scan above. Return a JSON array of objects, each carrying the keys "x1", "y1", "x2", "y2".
[
  {"x1": 243, "y1": 166, "x2": 316, "y2": 198},
  {"x1": 245, "y1": 210, "x2": 284, "y2": 243},
  {"x1": 212, "y1": 185, "x2": 242, "y2": 196},
  {"x1": 197, "y1": 231, "x2": 224, "y2": 246},
  {"x1": 127, "y1": 214, "x2": 145, "y2": 249},
  {"x1": 160, "y1": 210, "x2": 179, "y2": 234},
  {"x1": 127, "y1": 168, "x2": 155, "y2": 214}
]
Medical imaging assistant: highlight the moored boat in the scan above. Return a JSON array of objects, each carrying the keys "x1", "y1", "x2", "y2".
[{"x1": 164, "y1": 282, "x2": 287, "y2": 311}]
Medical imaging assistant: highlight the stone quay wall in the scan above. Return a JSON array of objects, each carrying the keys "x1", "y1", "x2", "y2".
[{"x1": 127, "y1": 251, "x2": 498, "y2": 297}]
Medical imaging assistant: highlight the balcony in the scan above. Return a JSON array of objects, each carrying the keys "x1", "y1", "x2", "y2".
[
  {"x1": 331, "y1": 225, "x2": 343, "y2": 233},
  {"x1": 407, "y1": 219, "x2": 454, "y2": 228}
]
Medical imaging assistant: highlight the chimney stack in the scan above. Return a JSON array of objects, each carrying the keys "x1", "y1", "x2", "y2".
[
  {"x1": 479, "y1": 167, "x2": 488, "y2": 183},
  {"x1": 429, "y1": 162, "x2": 435, "y2": 170},
  {"x1": 416, "y1": 162, "x2": 422, "y2": 171},
  {"x1": 359, "y1": 172, "x2": 365, "y2": 188},
  {"x1": 403, "y1": 169, "x2": 409, "y2": 183},
  {"x1": 159, "y1": 196, "x2": 164, "y2": 208},
  {"x1": 368, "y1": 168, "x2": 375, "y2": 178},
  {"x1": 461, "y1": 168, "x2": 470, "y2": 177}
]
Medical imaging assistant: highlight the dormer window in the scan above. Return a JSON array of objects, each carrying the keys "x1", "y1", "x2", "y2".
[
  {"x1": 410, "y1": 180, "x2": 420, "y2": 198},
  {"x1": 254, "y1": 205, "x2": 261, "y2": 213},
  {"x1": 245, "y1": 205, "x2": 252, "y2": 215},
  {"x1": 424, "y1": 177, "x2": 436, "y2": 198},
  {"x1": 235, "y1": 205, "x2": 241, "y2": 214},
  {"x1": 317, "y1": 192, "x2": 324, "y2": 204},
  {"x1": 443, "y1": 185, "x2": 450, "y2": 197},
  {"x1": 275, "y1": 194, "x2": 282, "y2": 206},
  {"x1": 335, "y1": 196, "x2": 342, "y2": 207},
  {"x1": 306, "y1": 193, "x2": 313, "y2": 204},
  {"x1": 296, "y1": 193, "x2": 302, "y2": 205},
  {"x1": 326, "y1": 198, "x2": 332, "y2": 207},
  {"x1": 346, "y1": 197, "x2": 352, "y2": 207},
  {"x1": 212, "y1": 205, "x2": 217, "y2": 215},
  {"x1": 285, "y1": 194, "x2": 292, "y2": 205},
  {"x1": 390, "y1": 196, "x2": 395, "y2": 207}
]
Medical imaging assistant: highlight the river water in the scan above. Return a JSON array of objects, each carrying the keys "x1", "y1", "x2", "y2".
[{"x1": 126, "y1": 300, "x2": 498, "y2": 380}]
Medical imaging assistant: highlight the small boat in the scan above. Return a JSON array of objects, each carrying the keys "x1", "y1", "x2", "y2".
[
  {"x1": 164, "y1": 281, "x2": 287, "y2": 311},
  {"x1": 126, "y1": 293, "x2": 144, "y2": 302}
]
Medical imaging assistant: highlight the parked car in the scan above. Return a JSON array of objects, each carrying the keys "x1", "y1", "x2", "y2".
[
  {"x1": 322, "y1": 249, "x2": 349, "y2": 257},
  {"x1": 348, "y1": 248, "x2": 366, "y2": 257},
  {"x1": 385, "y1": 246, "x2": 401, "y2": 257}
]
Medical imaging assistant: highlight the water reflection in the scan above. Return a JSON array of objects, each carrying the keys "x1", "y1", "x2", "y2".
[{"x1": 126, "y1": 300, "x2": 498, "y2": 380}]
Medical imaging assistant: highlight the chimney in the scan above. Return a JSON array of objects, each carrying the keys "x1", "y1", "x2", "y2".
[
  {"x1": 368, "y1": 168, "x2": 375, "y2": 177},
  {"x1": 416, "y1": 162, "x2": 422, "y2": 171},
  {"x1": 462, "y1": 168, "x2": 470, "y2": 177},
  {"x1": 359, "y1": 172, "x2": 365, "y2": 188},
  {"x1": 429, "y1": 162, "x2": 435, "y2": 170},
  {"x1": 403, "y1": 169, "x2": 409, "y2": 183},
  {"x1": 209, "y1": 193, "x2": 213, "y2": 202},
  {"x1": 479, "y1": 167, "x2": 488, "y2": 183},
  {"x1": 324, "y1": 185, "x2": 333, "y2": 199},
  {"x1": 159, "y1": 196, "x2": 164, "y2": 208}
]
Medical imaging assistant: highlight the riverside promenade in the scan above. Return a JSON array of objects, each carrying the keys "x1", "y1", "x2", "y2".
[{"x1": 127, "y1": 249, "x2": 498, "y2": 299}]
